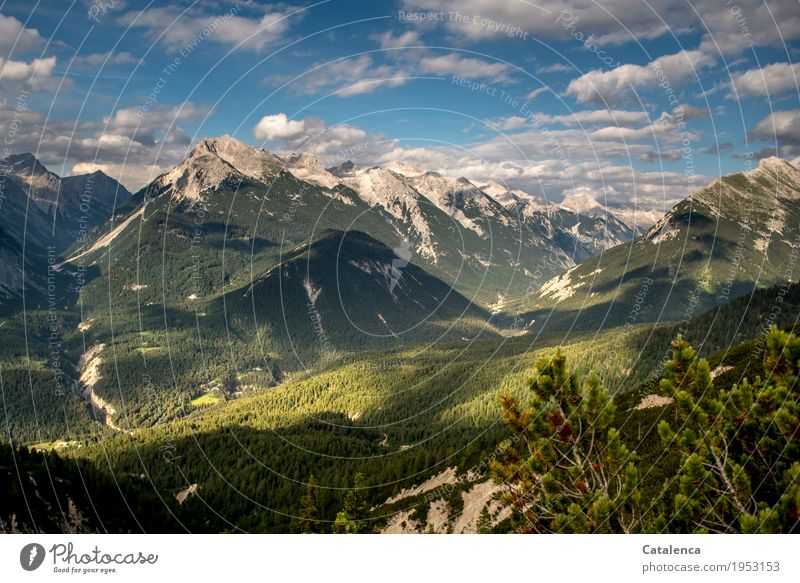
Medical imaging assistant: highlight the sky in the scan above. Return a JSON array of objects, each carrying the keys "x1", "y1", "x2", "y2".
[{"x1": 1, "y1": 0, "x2": 800, "y2": 210}]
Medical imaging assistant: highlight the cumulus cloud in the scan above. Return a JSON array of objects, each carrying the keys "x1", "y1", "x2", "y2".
[
  {"x1": 640, "y1": 149, "x2": 684, "y2": 162},
  {"x1": 253, "y1": 113, "x2": 316, "y2": 141},
  {"x1": 0, "y1": 56, "x2": 57, "y2": 90},
  {"x1": 588, "y1": 111, "x2": 694, "y2": 142},
  {"x1": 71, "y1": 51, "x2": 141, "y2": 68},
  {"x1": 0, "y1": 56, "x2": 56, "y2": 81},
  {"x1": 419, "y1": 53, "x2": 511, "y2": 82},
  {"x1": 247, "y1": 111, "x2": 703, "y2": 208},
  {"x1": 100, "y1": 103, "x2": 211, "y2": 146},
  {"x1": 252, "y1": 113, "x2": 367, "y2": 155},
  {"x1": 751, "y1": 110, "x2": 800, "y2": 156},
  {"x1": 402, "y1": 0, "x2": 800, "y2": 55},
  {"x1": 280, "y1": 54, "x2": 411, "y2": 97},
  {"x1": 695, "y1": 0, "x2": 800, "y2": 55},
  {"x1": 119, "y1": 5, "x2": 301, "y2": 52},
  {"x1": 483, "y1": 116, "x2": 527, "y2": 131},
  {"x1": 400, "y1": 0, "x2": 676, "y2": 44},
  {"x1": 376, "y1": 30, "x2": 422, "y2": 49},
  {"x1": 0, "y1": 12, "x2": 45, "y2": 57},
  {"x1": 566, "y1": 50, "x2": 715, "y2": 104},
  {"x1": 534, "y1": 109, "x2": 650, "y2": 126},
  {"x1": 730, "y1": 62, "x2": 800, "y2": 97},
  {"x1": 0, "y1": 100, "x2": 215, "y2": 190}
]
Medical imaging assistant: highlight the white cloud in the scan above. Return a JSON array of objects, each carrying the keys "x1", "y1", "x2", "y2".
[
  {"x1": 71, "y1": 161, "x2": 117, "y2": 175},
  {"x1": 99, "y1": 103, "x2": 210, "y2": 147},
  {"x1": 283, "y1": 55, "x2": 411, "y2": 97},
  {"x1": 419, "y1": 53, "x2": 511, "y2": 81},
  {"x1": 588, "y1": 111, "x2": 692, "y2": 142},
  {"x1": 0, "y1": 56, "x2": 57, "y2": 89},
  {"x1": 535, "y1": 109, "x2": 650, "y2": 126},
  {"x1": 751, "y1": 110, "x2": 800, "y2": 156},
  {"x1": 336, "y1": 76, "x2": 410, "y2": 97},
  {"x1": 0, "y1": 12, "x2": 44, "y2": 57},
  {"x1": 525, "y1": 87, "x2": 549, "y2": 100},
  {"x1": 401, "y1": 0, "x2": 676, "y2": 44},
  {"x1": 120, "y1": 5, "x2": 301, "y2": 52},
  {"x1": 730, "y1": 62, "x2": 800, "y2": 97},
  {"x1": 376, "y1": 30, "x2": 422, "y2": 49},
  {"x1": 72, "y1": 51, "x2": 141, "y2": 68},
  {"x1": 566, "y1": 50, "x2": 715, "y2": 104},
  {"x1": 538, "y1": 63, "x2": 572, "y2": 74},
  {"x1": 483, "y1": 116, "x2": 527, "y2": 131},
  {"x1": 252, "y1": 113, "x2": 367, "y2": 154},
  {"x1": 402, "y1": 0, "x2": 800, "y2": 55},
  {"x1": 253, "y1": 113, "x2": 316, "y2": 141}
]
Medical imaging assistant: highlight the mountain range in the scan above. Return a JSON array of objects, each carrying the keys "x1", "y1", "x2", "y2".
[
  {"x1": 526, "y1": 156, "x2": 800, "y2": 329},
  {"x1": 3, "y1": 137, "x2": 800, "y2": 534},
  {"x1": 0, "y1": 153, "x2": 130, "y2": 310},
  {"x1": 54, "y1": 135, "x2": 655, "y2": 308}
]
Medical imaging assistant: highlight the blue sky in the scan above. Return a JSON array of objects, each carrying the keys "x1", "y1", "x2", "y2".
[{"x1": 1, "y1": 0, "x2": 800, "y2": 209}]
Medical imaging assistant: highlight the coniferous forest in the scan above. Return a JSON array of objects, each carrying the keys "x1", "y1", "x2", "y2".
[{"x1": 3, "y1": 1, "x2": 800, "y2": 540}]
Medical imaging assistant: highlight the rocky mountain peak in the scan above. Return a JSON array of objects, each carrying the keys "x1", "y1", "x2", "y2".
[
  {"x1": 153, "y1": 136, "x2": 282, "y2": 200},
  {"x1": 287, "y1": 152, "x2": 320, "y2": 169},
  {"x1": 0, "y1": 152, "x2": 62, "y2": 206},
  {"x1": 756, "y1": 156, "x2": 797, "y2": 172},
  {"x1": 326, "y1": 160, "x2": 357, "y2": 177},
  {"x1": 286, "y1": 152, "x2": 340, "y2": 189},
  {"x1": 196, "y1": 135, "x2": 281, "y2": 180},
  {"x1": 2, "y1": 152, "x2": 44, "y2": 172},
  {"x1": 560, "y1": 191, "x2": 602, "y2": 214},
  {"x1": 751, "y1": 156, "x2": 800, "y2": 185}
]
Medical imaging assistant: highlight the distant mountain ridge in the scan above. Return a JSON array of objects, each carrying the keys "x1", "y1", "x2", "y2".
[
  {"x1": 526, "y1": 156, "x2": 800, "y2": 329},
  {"x1": 64, "y1": 136, "x2": 585, "y2": 311},
  {"x1": 0, "y1": 153, "x2": 130, "y2": 312}
]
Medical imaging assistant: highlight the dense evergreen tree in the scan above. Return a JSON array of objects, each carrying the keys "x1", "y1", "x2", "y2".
[
  {"x1": 299, "y1": 475, "x2": 320, "y2": 533},
  {"x1": 333, "y1": 473, "x2": 370, "y2": 534},
  {"x1": 655, "y1": 329, "x2": 800, "y2": 533},
  {"x1": 490, "y1": 352, "x2": 641, "y2": 533}
]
